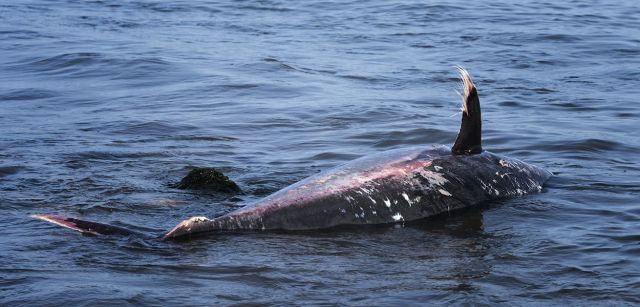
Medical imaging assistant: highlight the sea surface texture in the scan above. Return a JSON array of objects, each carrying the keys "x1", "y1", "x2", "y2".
[{"x1": 1, "y1": 0, "x2": 639, "y2": 305}]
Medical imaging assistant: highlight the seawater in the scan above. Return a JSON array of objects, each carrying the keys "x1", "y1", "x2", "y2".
[{"x1": 1, "y1": 0, "x2": 639, "y2": 305}]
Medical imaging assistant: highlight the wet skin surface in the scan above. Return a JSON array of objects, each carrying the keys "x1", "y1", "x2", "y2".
[{"x1": 165, "y1": 146, "x2": 550, "y2": 238}]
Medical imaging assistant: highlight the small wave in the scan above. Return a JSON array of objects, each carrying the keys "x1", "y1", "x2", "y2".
[
  {"x1": 337, "y1": 74, "x2": 386, "y2": 83},
  {"x1": 0, "y1": 166, "x2": 26, "y2": 177},
  {"x1": 16, "y1": 52, "x2": 174, "y2": 80},
  {"x1": 498, "y1": 100, "x2": 522, "y2": 107},
  {"x1": 0, "y1": 88, "x2": 58, "y2": 101},
  {"x1": 234, "y1": 5, "x2": 295, "y2": 12},
  {"x1": 532, "y1": 87, "x2": 555, "y2": 94},
  {"x1": 307, "y1": 152, "x2": 361, "y2": 161},
  {"x1": 549, "y1": 102, "x2": 599, "y2": 112},
  {"x1": 66, "y1": 151, "x2": 171, "y2": 161},
  {"x1": 391, "y1": 32, "x2": 430, "y2": 37},
  {"x1": 616, "y1": 112, "x2": 636, "y2": 118},
  {"x1": 30, "y1": 52, "x2": 102, "y2": 71},
  {"x1": 563, "y1": 181, "x2": 640, "y2": 193},
  {"x1": 521, "y1": 139, "x2": 638, "y2": 159},
  {"x1": 153, "y1": 264, "x2": 276, "y2": 275},
  {"x1": 410, "y1": 43, "x2": 435, "y2": 49},
  {"x1": 172, "y1": 135, "x2": 237, "y2": 142},
  {"x1": 212, "y1": 82, "x2": 304, "y2": 99},
  {"x1": 350, "y1": 128, "x2": 453, "y2": 148},
  {"x1": 532, "y1": 138, "x2": 627, "y2": 153},
  {"x1": 0, "y1": 29, "x2": 53, "y2": 40},
  {"x1": 114, "y1": 121, "x2": 198, "y2": 136},
  {"x1": 538, "y1": 34, "x2": 582, "y2": 43},
  {"x1": 608, "y1": 234, "x2": 640, "y2": 243},
  {"x1": 136, "y1": 2, "x2": 194, "y2": 13},
  {"x1": 261, "y1": 57, "x2": 336, "y2": 75}
]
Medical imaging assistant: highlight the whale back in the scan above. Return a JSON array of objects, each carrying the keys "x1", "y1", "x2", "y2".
[{"x1": 249, "y1": 147, "x2": 551, "y2": 230}]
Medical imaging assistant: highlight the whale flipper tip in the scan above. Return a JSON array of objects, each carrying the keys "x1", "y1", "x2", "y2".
[
  {"x1": 31, "y1": 214, "x2": 135, "y2": 236},
  {"x1": 32, "y1": 214, "x2": 100, "y2": 235}
]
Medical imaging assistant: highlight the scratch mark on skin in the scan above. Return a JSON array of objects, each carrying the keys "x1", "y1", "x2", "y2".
[{"x1": 438, "y1": 189, "x2": 452, "y2": 196}]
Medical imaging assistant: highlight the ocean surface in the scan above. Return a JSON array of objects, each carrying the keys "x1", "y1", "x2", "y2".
[{"x1": 1, "y1": 0, "x2": 639, "y2": 305}]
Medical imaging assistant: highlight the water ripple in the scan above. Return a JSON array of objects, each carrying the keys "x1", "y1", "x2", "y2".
[{"x1": 1, "y1": 0, "x2": 639, "y2": 305}]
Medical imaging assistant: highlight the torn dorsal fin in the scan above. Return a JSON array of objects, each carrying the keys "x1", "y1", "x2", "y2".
[{"x1": 452, "y1": 67, "x2": 483, "y2": 155}]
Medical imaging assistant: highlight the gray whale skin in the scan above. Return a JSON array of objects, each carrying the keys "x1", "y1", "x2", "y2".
[{"x1": 164, "y1": 145, "x2": 550, "y2": 239}]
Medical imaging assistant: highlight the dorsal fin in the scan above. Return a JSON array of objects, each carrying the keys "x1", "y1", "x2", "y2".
[{"x1": 452, "y1": 67, "x2": 483, "y2": 155}]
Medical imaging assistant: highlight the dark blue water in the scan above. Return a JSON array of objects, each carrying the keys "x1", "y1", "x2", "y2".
[{"x1": 1, "y1": 0, "x2": 639, "y2": 305}]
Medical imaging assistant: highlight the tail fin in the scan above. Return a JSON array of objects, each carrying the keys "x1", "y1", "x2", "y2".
[{"x1": 452, "y1": 67, "x2": 483, "y2": 155}]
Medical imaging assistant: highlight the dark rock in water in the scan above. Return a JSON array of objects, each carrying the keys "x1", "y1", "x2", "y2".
[{"x1": 175, "y1": 167, "x2": 240, "y2": 193}]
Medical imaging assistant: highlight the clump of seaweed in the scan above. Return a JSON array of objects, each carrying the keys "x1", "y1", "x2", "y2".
[{"x1": 174, "y1": 167, "x2": 240, "y2": 193}]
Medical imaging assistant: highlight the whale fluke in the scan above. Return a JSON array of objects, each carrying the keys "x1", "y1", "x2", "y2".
[{"x1": 452, "y1": 67, "x2": 482, "y2": 155}]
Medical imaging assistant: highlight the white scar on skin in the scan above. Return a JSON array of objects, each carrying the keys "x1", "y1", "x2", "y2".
[
  {"x1": 499, "y1": 159, "x2": 512, "y2": 168},
  {"x1": 384, "y1": 198, "x2": 391, "y2": 207},
  {"x1": 402, "y1": 192, "x2": 413, "y2": 205},
  {"x1": 392, "y1": 213, "x2": 403, "y2": 221},
  {"x1": 438, "y1": 189, "x2": 452, "y2": 196},
  {"x1": 417, "y1": 169, "x2": 449, "y2": 187}
]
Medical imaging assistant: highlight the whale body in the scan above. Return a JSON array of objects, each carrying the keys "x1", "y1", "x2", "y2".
[
  {"x1": 33, "y1": 68, "x2": 552, "y2": 240},
  {"x1": 163, "y1": 145, "x2": 550, "y2": 239}
]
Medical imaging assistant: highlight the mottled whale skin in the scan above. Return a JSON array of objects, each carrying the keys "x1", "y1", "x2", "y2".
[{"x1": 163, "y1": 145, "x2": 550, "y2": 239}]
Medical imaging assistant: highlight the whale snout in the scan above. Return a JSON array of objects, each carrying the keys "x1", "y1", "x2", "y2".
[{"x1": 162, "y1": 216, "x2": 211, "y2": 240}]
